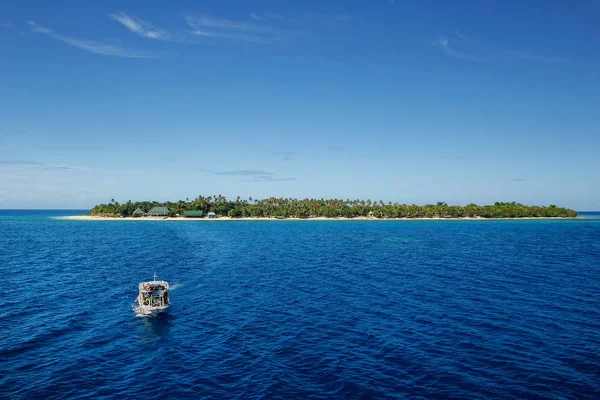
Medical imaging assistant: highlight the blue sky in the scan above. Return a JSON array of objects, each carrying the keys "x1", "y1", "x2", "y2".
[{"x1": 1, "y1": 0, "x2": 599, "y2": 210}]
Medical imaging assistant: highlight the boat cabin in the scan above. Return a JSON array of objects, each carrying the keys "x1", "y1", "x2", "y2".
[
  {"x1": 138, "y1": 281, "x2": 169, "y2": 307},
  {"x1": 132, "y1": 272, "x2": 171, "y2": 316}
]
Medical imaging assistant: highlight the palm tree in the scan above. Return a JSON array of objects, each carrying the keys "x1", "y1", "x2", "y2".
[{"x1": 89, "y1": 196, "x2": 577, "y2": 219}]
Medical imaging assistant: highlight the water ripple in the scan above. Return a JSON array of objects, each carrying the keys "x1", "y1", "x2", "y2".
[{"x1": 1, "y1": 215, "x2": 599, "y2": 398}]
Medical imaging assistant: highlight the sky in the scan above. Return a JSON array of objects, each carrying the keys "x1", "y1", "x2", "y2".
[{"x1": 0, "y1": 0, "x2": 599, "y2": 210}]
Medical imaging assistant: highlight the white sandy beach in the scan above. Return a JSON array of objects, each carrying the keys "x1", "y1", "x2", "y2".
[{"x1": 58, "y1": 215, "x2": 573, "y2": 221}]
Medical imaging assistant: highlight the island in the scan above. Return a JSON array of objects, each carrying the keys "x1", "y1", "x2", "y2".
[{"x1": 79, "y1": 196, "x2": 578, "y2": 220}]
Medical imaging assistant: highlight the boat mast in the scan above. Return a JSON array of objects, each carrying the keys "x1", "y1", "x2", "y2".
[{"x1": 153, "y1": 271, "x2": 157, "y2": 281}]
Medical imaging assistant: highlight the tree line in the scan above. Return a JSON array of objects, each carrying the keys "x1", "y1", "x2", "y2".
[{"x1": 89, "y1": 196, "x2": 578, "y2": 219}]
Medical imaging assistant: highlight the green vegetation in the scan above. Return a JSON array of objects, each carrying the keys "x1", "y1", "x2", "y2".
[{"x1": 89, "y1": 197, "x2": 578, "y2": 219}]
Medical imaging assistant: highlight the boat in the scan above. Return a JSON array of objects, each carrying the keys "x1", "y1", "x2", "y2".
[{"x1": 132, "y1": 272, "x2": 171, "y2": 317}]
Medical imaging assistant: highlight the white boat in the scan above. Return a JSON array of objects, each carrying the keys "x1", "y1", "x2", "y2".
[{"x1": 132, "y1": 272, "x2": 171, "y2": 317}]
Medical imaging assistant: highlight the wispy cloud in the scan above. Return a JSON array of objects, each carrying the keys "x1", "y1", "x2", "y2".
[
  {"x1": 101, "y1": 11, "x2": 356, "y2": 47},
  {"x1": 27, "y1": 20, "x2": 158, "y2": 58},
  {"x1": 328, "y1": 145, "x2": 346, "y2": 153},
  {"x1": 261, "y1": 13, "x2": 287, "y2": 21},
  {"x1": 432, "y1": 36, "x2": 485, "y2": 62},
  {"x1": 252, "y1": 176, "x2": 296, "y2": 182},
  {"x1": 0, "y1": 159, "x2": 111, "y2": 172},
  {"x1": 185, "y1": 15, "x2": 283, "y2": 44},
  {"x1": 266, "y1": 151, "x2": 297, "y2": 162},
  {"x1": 212, "y1": 169, "x2": 275, "y2": 177},
  {"x1": 509, "y1": 178, "x2": 525, "y2": 182},
  {"x1": 201, "y1": 168, "x2": 296, "y2": 181},
  {"x1": 185, "y1": 12, "x2": 353, "y2": 45},
  {"x1": 502, "y1": 50, "x2": 568, "y2": 65},
  {"x1": 0, "y1": 173, "x2": 34, "y2": 180},
  {"x1": 454, "y1": 29, "x2": 466, "y2": 40},
  {"x1": 109, "y1": 12, "x2": 166, "y2": 40},
  {"x1": 188, "y1": 15, "x2": 270, "y2": 33},
  {"x1": 0, "y1": 21, "x2": 11, "y2": 27},
  {"x1": 188, "y1": 29, "x2": 274, "y2": 44},
  {"x1": 434, "y1": 31, "x2": 567, "y2": 65},
  {"x1": 0, "y1": 159, "x2": 81, "y2": 170},
  {"x1": 249, "y1": 13, "x2": 265, "y2": 21}
]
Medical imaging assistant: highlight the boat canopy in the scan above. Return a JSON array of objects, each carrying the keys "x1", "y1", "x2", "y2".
[{"x1": 139, "y1": 281, "x2": 169, "y2": 291}]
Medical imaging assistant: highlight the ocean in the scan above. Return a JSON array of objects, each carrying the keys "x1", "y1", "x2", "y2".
[{"x1": 1, "y1": 210, "x2": 599, "y2": 399}]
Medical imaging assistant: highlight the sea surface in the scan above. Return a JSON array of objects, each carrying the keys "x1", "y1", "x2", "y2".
[{"x1": 1, "y1": 210, "x2": 599, "y2": 399}]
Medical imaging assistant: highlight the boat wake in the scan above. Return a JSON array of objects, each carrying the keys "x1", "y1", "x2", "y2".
[
  {"x1": 132, "y1": 302, "x2": 170, "y2": 318},
  {"x1": 132, "y1": 303, "x2": 148, "y2": 317}
]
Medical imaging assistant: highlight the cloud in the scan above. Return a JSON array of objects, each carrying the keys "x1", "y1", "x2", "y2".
[
  {"x1": 249, "y1": 13, "x2": 266, "y2": 21},
  {"x1": 187, "y1": 15, "x2": 270, "y2": 33},
  {"x1": 454, "y1": 29, "x2": 466, "y2": 40},
  {"x1": 188, "y1": 29, "x2": 274, "y2": 44},
  {"x1": 253, "y1": 176, "x2": 296, "y2": 182},
  {"x1": 0, "y1": 159, "x2": 80, "y2": 170},
  {"x1": 248, "y1": 13, "x2": 286, "y2": 22},
  {"x1": 432, "y1": 36, "x2": 485, "y2": 62},
  {"x1": 266, "y1": 151, "x2": 297, "y2": 161},
  {"x1": 502, "y1": 50, "x2": 568, "y2": 65},
  {"x1": 509, "y1": 178, "x2": 525, "y2": 182},
  {"x1": 185, "y1": 12, "x2": 353, "y2": 45},
  {"x1": 93, "y1": 11, "x2": 357, "y2": 48},
  {"x1": 109, "y1": 12, "x2": 166, "y2": 40},
  {"x1": 0, "y1": 21, "x2": 11, "y2": 27},
  {"x1": 209, "y1": 169, "x2": 275, "y2": 177},
  {"x1": 185, "y1": 15, "x2": 283, "y2": 44},
  {"x1": 262, "y1": 13, "x2": 286, "y2": 21},
  {"x1": 0, "y1": 159, "x2": 111, "y2": 172},
  {"x1": 0, "y1": 173, "x2": 34, "y2": 180},
  {"x1": 27, "y1": 21, "x2": 159, "y2": 58},
  {"x1": 328, "y1": 145, "x2": 346, "y2": 153},
  {"x1": 434, "y1": 31, "x2": 568, "y2": 65},
  {"x1": 201, "y1": 168, "x2": 295, "y2": 181}
]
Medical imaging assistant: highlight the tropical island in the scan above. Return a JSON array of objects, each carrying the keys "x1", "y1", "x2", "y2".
[{"x1": 84, "y1": 196, "x2": 578, "y2": 219}]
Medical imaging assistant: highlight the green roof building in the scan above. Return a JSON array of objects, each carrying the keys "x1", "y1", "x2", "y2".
[
  {"x1": 147, "y1": 207, "x2": 169, "y2": 217},
  {"x1": 132, "y1": 208, "x2": 145, "y2": 217},
  {"x1": 183, "y1": 210, "x2": 204, "y2": 218}
]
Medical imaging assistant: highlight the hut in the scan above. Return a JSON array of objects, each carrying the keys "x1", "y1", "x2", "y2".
[
  {"x1": 132, "y1": 208, "x2": 145, "y2": 217},
  {"x1": 183, "y1": 210, "x2": 204, "y2": 218},
  {"x1": 207, "y1": 212, "x2": 216, "y2": 219},
  {"x1": 147, "y1": 207, "x2": 169, "y2": 217}
]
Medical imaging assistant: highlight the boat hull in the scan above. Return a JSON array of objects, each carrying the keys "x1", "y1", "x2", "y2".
[{"x1": 132, "y1": 302, "x2": 171, "y2": 317}]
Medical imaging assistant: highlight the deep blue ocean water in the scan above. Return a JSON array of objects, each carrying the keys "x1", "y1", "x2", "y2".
[{"x1": 1, "y1": 210, "x2": 599, "y2": 399}]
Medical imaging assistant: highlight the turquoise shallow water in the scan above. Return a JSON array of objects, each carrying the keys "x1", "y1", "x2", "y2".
[{"x1": 1, "y1": 210, "x2": 599, "y2": 399}]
